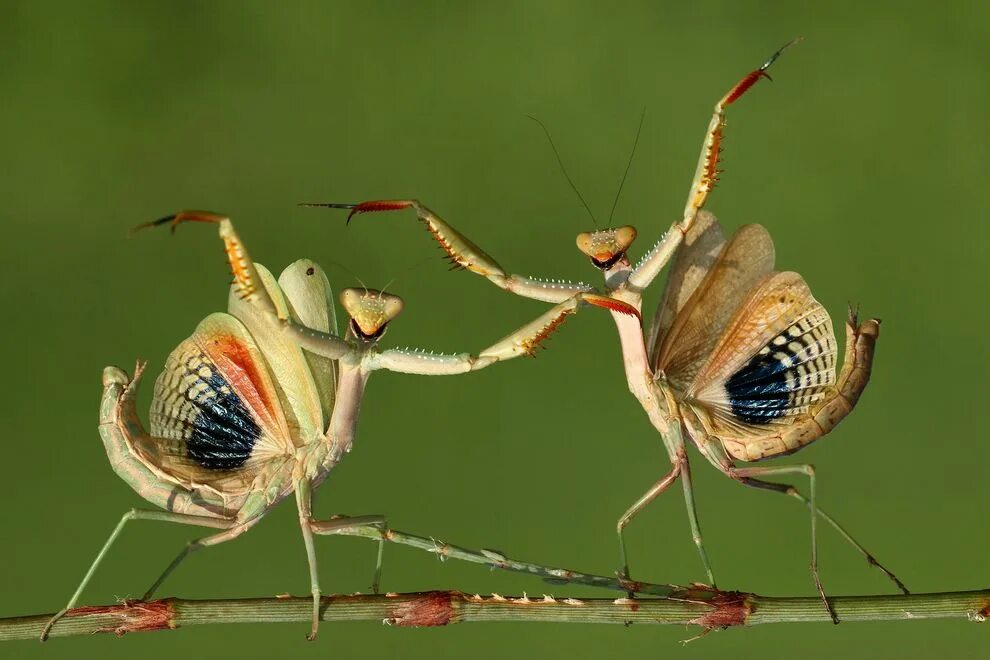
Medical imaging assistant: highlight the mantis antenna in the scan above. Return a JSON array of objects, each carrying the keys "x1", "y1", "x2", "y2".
[
  {"x1": 379, "y1": 254, "x2": 438, "y2": 297},
  {"x1": 525, "y1": 114, "x2": 599, "y2": 228},
  {"x1": 318, "y1": 257, "x2": 370, "y2": 294},
  {"x1": 607, "y1": 107, "x2": 646, "y2": 226}
]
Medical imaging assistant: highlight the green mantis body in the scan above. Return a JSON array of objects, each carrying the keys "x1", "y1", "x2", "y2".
[{"x1": 42, "y1": 212, "x2": 632, "y2": 641}]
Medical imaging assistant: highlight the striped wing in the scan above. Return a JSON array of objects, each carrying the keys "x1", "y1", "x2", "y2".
[
  {"x1": 653, "y1": 224, "x2": 774, "y2": 392},
  {"x1": 686, "y1": 271, "x2": 837, "y2": 439},
  {"x1": 149, "y1": 312, "x2": 292, "y2": 489}
]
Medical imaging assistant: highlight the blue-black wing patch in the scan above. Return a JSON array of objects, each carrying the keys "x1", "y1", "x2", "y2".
[
  {"x1": 184, "y1": 367, "x2": 261, "y2": 470},
  {"x1": 150, "y1": 313, "x2": 288, "y2": 473},
  {"x1": 725, "y1": 315, "x2": 836, "y2": 425}
]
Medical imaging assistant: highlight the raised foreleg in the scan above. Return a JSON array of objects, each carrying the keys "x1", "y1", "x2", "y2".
[
  {"x1": 305, "y1": 199, "x2": 594, "y2": 303},
  {"x1": 629, "y1": 39, "x2": 800, "y2": 290}
]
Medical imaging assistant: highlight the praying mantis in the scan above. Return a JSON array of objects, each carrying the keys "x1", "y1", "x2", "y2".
[
  {"x1": 41, "y1": 211, "x2": 633, "y2": 642},
  {"x1": 308, "y1": 40, "x2": 908, "y2": 622}
]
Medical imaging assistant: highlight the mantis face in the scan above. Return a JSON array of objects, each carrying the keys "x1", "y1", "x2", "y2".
[
  {"x1": 575, "y1": 226, "x2": 637, "y2": 270},
  {"x1": 340, "y1": 288, "x2": 404, "y2": 341}
]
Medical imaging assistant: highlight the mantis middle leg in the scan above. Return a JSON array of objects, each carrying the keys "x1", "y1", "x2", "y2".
[
  {"x1": 295, "y1": 489, "x2": 390, "y2": 640},
  {"x1": 616, "y1": 459, "x2": 681, "y2": 583},
  {"x1": 295, "y1": 480, "x2": 323, "y2": 641},
  {"x1": 616, "y1": 431, "x2": 715, "y2": 588},
  {"x1": 309, "y1": 514, "x2": 388, "y2": 595}
]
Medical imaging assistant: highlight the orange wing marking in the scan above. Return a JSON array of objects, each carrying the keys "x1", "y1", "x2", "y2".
[{"x1": 206, "y1": 334, "x2": 280, "y2": 433}]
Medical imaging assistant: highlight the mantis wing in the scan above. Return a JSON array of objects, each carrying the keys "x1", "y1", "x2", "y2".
[
  {"x1": 653, "y1": 224, "x2": 775, "y2": 392},
  {"x1": 227, "y1": 263, "x2": 325, "y2": 446},
  {"x1": 147, "y1": 312, "x2": 293, "y2": 493},
  {"x1": 278, "y1": 259, "x2": 339, "y2": 428},
  {"x1": 647, "y1": 210, "x2": 726, "y2": 367},
  {"x1": 687, "y1": 271, "x2": 836, "y2": 429}
]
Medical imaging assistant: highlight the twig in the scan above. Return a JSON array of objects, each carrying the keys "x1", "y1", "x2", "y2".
[
  {"x1": 21, "y1": 522, "x2": 989, "y2": 641},
  {"x1": 5, "y1": 589, "x2": 989, "y2": 641}
]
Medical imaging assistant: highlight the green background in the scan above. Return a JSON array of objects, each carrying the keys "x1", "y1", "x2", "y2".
[{"x1": 1, "y1": 2, "x2": 987, "y2": 658}]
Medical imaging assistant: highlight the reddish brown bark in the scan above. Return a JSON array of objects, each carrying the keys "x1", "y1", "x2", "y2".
[
  {"x1": 387, "y1": 592, "x2": 455, "y2": 627},
  {"x1": 688, "y1": 591, "x2": 752, "y2": 630},
  {"x1": 67, "y1": 599, "x2": 177, "y2": 635}
]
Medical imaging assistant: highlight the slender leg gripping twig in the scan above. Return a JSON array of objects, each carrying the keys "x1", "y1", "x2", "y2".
[
  {"x1": 617, "y1": 461, "x2": 682, "y2": 585},
  {"x1": 728, "y1": 464, "x2": 837, "y2": 624},
  {"x1": 677, "y1": 455, "x2": 715, "y2": 588},
  {"x1": 294, "y1": 481, "x2": 322, "y2": 641},
  {"x1": 142, "y1": 523, "x2": 256, "y2": 602},
  {"x1": 733, "y1": 475, "x2": 909, "y2": 595},
  {"x1": 41, "y1": 510, "x2": 237, "y2": 641},
  {"x1": 309, "y1": 515, "x2": 388, "y2": 594}
]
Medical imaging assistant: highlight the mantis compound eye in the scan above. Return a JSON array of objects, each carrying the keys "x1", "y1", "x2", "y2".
[
  {"x1": 340, "y1": 288, "x2": 404, "y2": 341},
  {"x1": 576, "y1": 226, "x2": 637, "y2": 270}
]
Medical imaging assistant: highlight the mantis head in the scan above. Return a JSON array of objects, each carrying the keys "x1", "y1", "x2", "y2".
[
  {"x1": 340, "y1": 288, "x2": 404, "y2": 341},
  {"x1": 575, "y1": 226, "x2": 637, "y2": 270}
]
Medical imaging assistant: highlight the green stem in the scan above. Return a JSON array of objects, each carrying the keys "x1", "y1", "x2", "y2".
[{"x1": 6, "y1": 590, "x2": 989, "y2": 641}]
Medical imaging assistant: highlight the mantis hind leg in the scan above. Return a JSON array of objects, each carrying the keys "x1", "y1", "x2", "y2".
[
  {"x1": 293, "y1": 474, "x2": 390, "y2": 642},
  {"x1": 734, "y1": 475, "x2": 908, "y2": 594},
  {"x1": 728, "y1": 463, "x2": 839, "y2": 624},
  {"x1": 295, "y1": 481, "x2": 322, "y2": 641},
  {"x1": 41, "y1": 509, "x2": 234, "y2": 641},
  {"x1": 616, "y1": 424, "x2": 716, "y2": 588}
]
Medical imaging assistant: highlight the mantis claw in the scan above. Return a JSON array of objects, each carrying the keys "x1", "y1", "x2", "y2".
[
  {"x1": 298, "y1": 202, "x2": 358, "y2": 210},
  {"x1": 760, "y1": 36, "x2": 803, "y2": 72},
  {"x1": 300, "y1": 200, "x2": 415, "y2": 224},
  {"x1": 131, "y1": 210, "x2": 227, "y2": 234},
  {"x1": 579, "y1": 293, "x2": 641, "y2": 320},
  {"x1": 130, "y1": 214, "x2": 181, "y2": 234},
  {"x1": 722, "y1": 38, "x2": 799, "y2": 107}
]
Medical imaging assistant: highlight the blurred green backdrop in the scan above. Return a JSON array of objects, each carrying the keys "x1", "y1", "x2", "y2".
[{"x1": 1, "y1": 2, "x2": 987, "y2": 658}]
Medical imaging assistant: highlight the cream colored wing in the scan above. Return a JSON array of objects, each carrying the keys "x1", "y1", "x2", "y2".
[
  {"x1": 148, "y1": 312, "x2": 293, "y2": 492},
  {"x1": 278, "y1": 259, "x2": 339, "y2": 427},
  {"x1": 654, "y1": 224, "x2": 775, "y2": 392},
  {"x1": 228, "y1": 262, "x2": 324, "y2": 445},
  {"x1": 686, "y1": 270, "x2": 837, "y2": 431},
  {"x1": 647, "y1": 210, "x2": 726, "y2": 367}
]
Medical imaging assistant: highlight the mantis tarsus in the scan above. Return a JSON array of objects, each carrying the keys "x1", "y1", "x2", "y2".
[
  {"x1": 311, "y1": 40, "x2": 908, "y2": 623},
  {"x1": 42, "y1": 211, "x2": 633, "y2": 641}
]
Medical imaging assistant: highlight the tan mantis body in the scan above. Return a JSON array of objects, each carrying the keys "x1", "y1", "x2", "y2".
[
  {"x1": 320, "y1": 42, "x2": 907, "y2": 622},
  {"x1": 43, "y1": 212, "x2": 632, "y2": 641}
]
